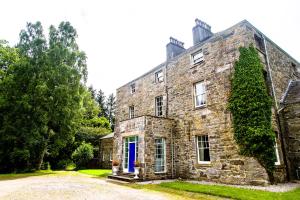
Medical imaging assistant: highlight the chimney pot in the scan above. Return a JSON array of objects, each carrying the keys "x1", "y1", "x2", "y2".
[
  {"x1": 166, "y1": 37, "x2": 185, "y2": 60},
  {"x1": 193, "y1": 19, "x2": 213, "y2": 45}
]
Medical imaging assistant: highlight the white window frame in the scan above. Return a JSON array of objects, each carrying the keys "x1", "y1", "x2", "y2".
[
  {"x1": 130, "y1": 83, "x2": 135, "y2": 94},
  {"x1": 274, "y1": 139, "x2": 280, "y2": 165},
  {"x1": 155, "y1": 70, "x2": 164, "y2": 83},
  {"x1": 191, "y1": 50, "x2": 204, "y2": 64},
  {"x1": 194, "y1": 81, "x2": 206, "y2": 108},
  {"x1": 129, "y1": 106, "x2": 135, "y2": 119},
  {"x1": 109, "y1": 149, "x2": 112, "y2": 161},
  {"x1": 155, "y1": 96, "x2": 163, "y2": 117},
  {"x1": 154, "y1": 138, "x2": 166, "y2": 173},
  {"x1": 196, "y1": 135, "x2": 211, "y2": 164}
]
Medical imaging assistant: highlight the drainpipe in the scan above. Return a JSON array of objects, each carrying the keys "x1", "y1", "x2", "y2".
[
  {"x1": 166, "y1": 56, "x2": 175, "y2": 178},
  {"x1": 263, "y1": 35, "x2": 290, "y2": 181}
]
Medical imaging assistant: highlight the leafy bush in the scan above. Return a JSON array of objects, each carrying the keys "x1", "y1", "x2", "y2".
[
  {"x1": 228, "y1": 45, "x2": 276, "y2": 179},
  {"x1": 57, "y1": 159, "x2": 75, "y2": 170},
  {"x1": 71, "y1": 142, "x2": 94, "y2": 169},
  {"x1": 40, "y1": 162, "x2": 51, "y2": 170}
]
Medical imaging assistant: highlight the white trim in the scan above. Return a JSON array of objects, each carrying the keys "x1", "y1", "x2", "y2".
[
  {"x1": 154, "y1": 138, "x2": 167, "y2": 173},
  {"x1": 274, "y1": 140, "x2": 281, "y2": 166},
  {"x1": 194, "y1": 81, "x2": 206, "y2": 108},
  {"x1": 191, "y1": 50, "x2": 204, "y2": 65},
  {"x1": 196, "y1": 135, "x2": 211, "y2": 164},
  {"x1": 123, "y1": 136, "x2": 138, "y2": 173}
]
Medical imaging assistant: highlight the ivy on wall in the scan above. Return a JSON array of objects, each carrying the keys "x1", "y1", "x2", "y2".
[{"x1": 228, "y1": 45, "x2": 276, "y2": 179}]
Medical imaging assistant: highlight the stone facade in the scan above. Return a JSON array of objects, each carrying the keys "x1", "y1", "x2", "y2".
[
  {"x1": 99, "y1": 133, "x2": 114, "y2": 169},
  {"x1": 114, "y1": 19, "x2": 300, "y2": 185},
  {"x1": 279, "y1": 81, "x2": 300, "y2": 180}
]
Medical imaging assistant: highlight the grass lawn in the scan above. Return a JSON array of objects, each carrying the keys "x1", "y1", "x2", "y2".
[
  {"x1": 0, "y1": 170, "x2": 54, "y2": 181},
  {"x1": 77, "y1": 169, "x2": 111, "y2": 177},
  {"x1": 149, "y1": 181, "x2": 300, "y2": 200},
  {"x1": 130, "y1": 183, "x2": 224, "y2": 200}
]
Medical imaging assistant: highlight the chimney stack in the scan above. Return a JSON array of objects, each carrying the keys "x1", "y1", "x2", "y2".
[
  {"x1": 166, "y1": 37, "x2": 185, "y2": 60},
  {"x1": 192, "y1": 19, "x2": 213, "y2": 45}
]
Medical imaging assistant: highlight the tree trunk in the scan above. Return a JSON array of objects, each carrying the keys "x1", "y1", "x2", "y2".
[{"x1": 36, "y1": 141, "x2": 48, "y2": 170}]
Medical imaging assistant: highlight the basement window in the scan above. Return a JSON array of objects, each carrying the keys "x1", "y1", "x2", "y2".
[
  {"x1": 155, "y1": 70, "x2": 164, "y2": 83},
  {"x1": 191, "y1": 50, "x2": 204, "y2": 64},
  {"x1": 197, "y1": 135, "x2": 210, "y2": 164}
]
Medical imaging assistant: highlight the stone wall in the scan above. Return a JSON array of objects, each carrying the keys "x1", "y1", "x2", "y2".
[
  {"x1": 99, "y1": 138, "x2": 113, "y2": 169},
  {"x1": 281, "y1": 103, "x2": 300, "y2": 180},
  {"x1": 143, "y1": 116, "x2": 175, "y2": 180},
  {"x1": 114, "y1": 20, "x2": 299, "y2": 185}
]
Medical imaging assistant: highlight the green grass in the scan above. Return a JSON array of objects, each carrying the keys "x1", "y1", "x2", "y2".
[
  {"x1": 157, "y1": 181, "x2": 300, "y2": 200},
  {"x1": 0, "y1": 170, "x2": 54, "y2": 181},
  {"x1": 77, "y1": 169, "x2": 111, "y2": 177},
  {"x1": 130, "y1": 183, "x2": 223, "y2": 200}
]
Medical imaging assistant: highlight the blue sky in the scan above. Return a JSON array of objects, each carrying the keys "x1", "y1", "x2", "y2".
[{"x1": 1, "y1": 0, "x2": 299, "y2": 95}]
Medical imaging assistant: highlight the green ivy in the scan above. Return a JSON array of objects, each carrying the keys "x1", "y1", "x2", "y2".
[{"x1": 228, "y1": 45, "x2": 276, "y2": 179}]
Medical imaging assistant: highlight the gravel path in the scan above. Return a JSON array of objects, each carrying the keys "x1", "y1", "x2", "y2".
[{"x1": 0, "y1": 173, "x2": 176, "y2": 200}]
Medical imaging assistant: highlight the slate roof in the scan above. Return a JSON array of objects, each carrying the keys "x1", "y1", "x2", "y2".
[
  {"x1": 100, "y1": 132, "x2": 114, "y2": 140},
  {"x1": 280, "y1": 80, "x2": 300, "y2": 105}
]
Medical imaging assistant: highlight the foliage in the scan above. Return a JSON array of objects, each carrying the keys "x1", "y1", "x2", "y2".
[
  {"x1": 228, "y1": 46, "x2": 276, "y2": 177},
  {"x1": 96, "y1": 89, "x2": 107, "y2": 118},
  {"x1": 0, "y1": 21, "x2": 86, "y2": 172},
  {"x1": 71, "y1": 142, "x2": 94, "y2": 169},
  {"x1": 57, "y1": 159, "x2": 76, "y2": 170},
  {"x1": 77, "y1": 169, "x2": 111, "y2": 177},
  {"x1": 106, "y1": 93, "x2": 116, "y2": 130}
]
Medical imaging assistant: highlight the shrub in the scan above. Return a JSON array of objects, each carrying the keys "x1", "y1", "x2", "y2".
[
  {"x1": 228, "y1": 45, "x2": 276, "y2": 180},
  {"x1": 71, "y1": 142, "x2": 94, "y2": 169},
  {"x1": 57, "y1": 159, "x2": 75, "y2": 170},
  {"x1": 41, "y1": 162, "x2": 51, "y2": 170}
]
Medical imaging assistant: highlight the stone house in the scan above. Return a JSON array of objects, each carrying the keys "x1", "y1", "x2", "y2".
[{"x1": 113, "y1": 19, "x2": 300, "y2": 185}]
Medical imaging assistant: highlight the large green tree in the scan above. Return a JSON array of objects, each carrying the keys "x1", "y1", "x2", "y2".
[
  {"x1": 228, "y1": 45, "x2": 276, "y2": 180},
  {"x1": 106, "y1": 93, "x2": 116, "y2": 130},
  {"x1": 0, "y1": 21, "x2": 87, "y2": 172}
]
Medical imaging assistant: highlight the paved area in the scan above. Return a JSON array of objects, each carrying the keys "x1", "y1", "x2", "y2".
[{"x1": 0, "y1": 173, "x2": 175, "y2": 200}]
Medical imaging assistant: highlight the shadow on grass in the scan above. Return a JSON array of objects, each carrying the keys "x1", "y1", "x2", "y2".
[
  {"x1": 77, "y1": 169, "x2": 112, "y2": 178},
  {"x1": 0, "y1": 170, "x2": 54, "y2": 181}
]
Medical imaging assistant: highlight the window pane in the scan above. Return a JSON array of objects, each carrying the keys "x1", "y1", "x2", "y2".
[
  {"x1": 155, "y1": 138, "x2": 165, "y2": 172},
  {"x1": 197, "y1": 135, "x2": 210, "y2": 162},
  {"x1": 195, "y1": 82, "x2": 206, "y2": 107}
]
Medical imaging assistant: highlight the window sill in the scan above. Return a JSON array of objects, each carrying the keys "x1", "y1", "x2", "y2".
[
  {"x1": 190, "y1": 60, "x2": 205, "y2": 69},
  {"x1": 196, "y1": 162, "x2": 211, "y2": 167},
  {"x1": 194, "y1": 105, "x2": 207, "y2": 110},
  {"x1": 154, "y1": 171, "x2": 167, "y2": 174}
]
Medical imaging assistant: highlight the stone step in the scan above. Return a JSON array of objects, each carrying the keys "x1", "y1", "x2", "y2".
[{"x1": 107, "y1": 175, "x2": 141, "y2": 183}]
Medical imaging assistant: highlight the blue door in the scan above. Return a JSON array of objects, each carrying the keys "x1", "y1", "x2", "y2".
[{"x1": 128, "y1": 143, "x2": 136, "y2": 172}]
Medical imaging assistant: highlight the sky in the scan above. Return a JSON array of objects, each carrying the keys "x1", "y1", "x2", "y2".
[{"x1": 1, "y1": 0, "x2": 299, "y2": 95}]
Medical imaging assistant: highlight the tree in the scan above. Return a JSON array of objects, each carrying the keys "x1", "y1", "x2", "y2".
[
  {"x1": 228, "y1": 45, "x2": 276, "y2": 181},
  {"x1": 71, "y1": 142, "x2": 94, "y2": 169},
  {"x1": 106, "y1": 93, "x2": 116, "y2": 130},
  {"x1": 96, "y1": 89, "x2": 107, "y2": 118},
  {"x1": 88, "y1": 85, "x2": 96, "y2": 100},
  {"x1": 0, "y1": 21, "x2": 87, "y2": 172}
]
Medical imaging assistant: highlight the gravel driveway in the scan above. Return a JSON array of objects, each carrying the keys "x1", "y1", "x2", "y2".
[{"x1": 0, "y1": 172, "x2": 177, "y2": 200}]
